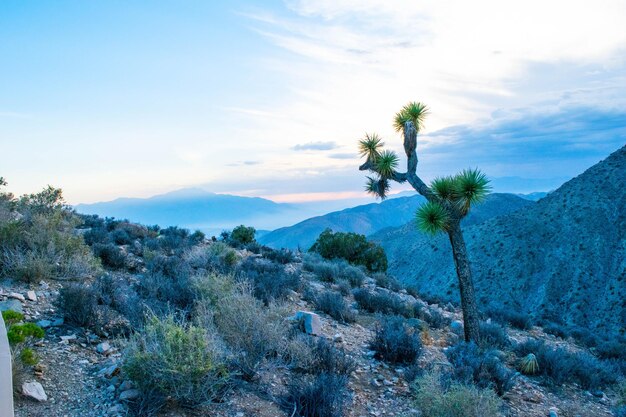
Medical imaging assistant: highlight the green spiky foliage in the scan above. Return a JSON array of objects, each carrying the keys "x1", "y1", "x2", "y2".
[
  {"x1": 431, "y1": 176, "x2": 457, "y2": 201},
  {"x1": 365, "y1": 176, "x2": 390, "y2": 199},
  {"x1": 375, "y1": 150, "x2": 399, "y2": 178},
  {"x1": 393, "y1": 102, "x2": 429, "y2": 133},
  {"x1": 358, "y1": 133, "x2": 384, "y2": 161},
  {"x1": 519, "y1": 353, "x2": 539, "y2": 375},
  {"x1": 416, "y1": 201, "x2": 450, "y2": 234},
  {"x1": 454, "y1": 168, "x2": 491, "y2": 214}
]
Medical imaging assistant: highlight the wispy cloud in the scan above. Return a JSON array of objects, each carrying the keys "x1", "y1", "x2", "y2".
[{"x1": 292, "y1": 141, "x2": 338, "y2": 151}]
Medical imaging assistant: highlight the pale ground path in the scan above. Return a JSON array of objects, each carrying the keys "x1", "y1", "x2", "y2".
[{"x1": 0, "y1": 314, "x2": 15, "y2": 417}]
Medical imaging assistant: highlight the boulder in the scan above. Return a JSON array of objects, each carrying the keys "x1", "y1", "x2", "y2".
[
  {"x1": 22, "y1": 381, "x2": 47, "y2": 402},
  {"x1": 97, "y1": 342, "x2": 111, "y2": 354},
  {"x1": 291, "y1": 311, "x2": 322, "y2": 335},
  {"x1": 450, "y1": 320, "x2": 464, "y2": 334},
  {"x1": 0, "y1": 299, "x2": 23, "y2": 314},
  {"x1": 119, "y1": 389, "x2": 141, "y2": 401},
  {"x1": 37, "y1": 319, "x2": 52, "y2": 329},
  {"x1": 26, "y1": 291, "x2": 37, "y2": 302},
  {"x1": 9, "y1": 292, "x2": 25, "y2": 302}
]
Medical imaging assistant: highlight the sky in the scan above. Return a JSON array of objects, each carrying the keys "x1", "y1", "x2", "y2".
[{"x1": 1, "y1": 0, "x2": 625, "y2": 204}]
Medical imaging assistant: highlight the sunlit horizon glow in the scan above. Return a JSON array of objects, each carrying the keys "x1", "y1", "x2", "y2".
[{"x1": 1, "y1": 0, "x2": 625, "y2": 205}]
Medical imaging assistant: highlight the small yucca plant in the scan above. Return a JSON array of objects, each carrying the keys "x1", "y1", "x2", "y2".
[{"x1": 519, "y1": 353, "x2": 539, "y2": 375}]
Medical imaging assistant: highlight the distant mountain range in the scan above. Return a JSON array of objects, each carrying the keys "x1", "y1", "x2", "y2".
[
  {"x1": 75, "y1": 188, "x2": 295, "y2": 235},
  {"x1": 373, "y1": 145, "x2": 626, "y2": 336},
  {"x1": 74, "y1": 188, "x2": 419, "y2": 237}
]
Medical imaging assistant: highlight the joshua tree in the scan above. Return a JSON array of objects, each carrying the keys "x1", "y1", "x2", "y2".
[{"x1": 358, "y1": 102, "x2": 490, "y2": 342}]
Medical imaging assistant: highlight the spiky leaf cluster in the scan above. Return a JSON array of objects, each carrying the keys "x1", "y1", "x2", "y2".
[
  {"x1": 375, "y1": 150, "x2": 399, "y2": 178},
  {"x1": 358, "y1": 133, "x2": 383, "y2": 162},
  {"x1": 365, "y1": 176, "x2": 390, "y2": 199},
  {"x1": 416, "y1": 201, "x2": 450, "y2": 235},
  {"x1": 455, "y1": 168, "x2": 490, "y2": 213},
  {"x1": 519, "y1": 353, "x2": 539, "y2": 375},
  {"x1": 359, "y1": 132, "x2": 399, "y2": 199},
  {"x1": 394, "y1": 102, "x2": 429, "y2": 133}
]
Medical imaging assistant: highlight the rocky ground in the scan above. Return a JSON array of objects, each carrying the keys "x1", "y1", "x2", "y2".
[{"x1": 1, "y1": 274, "x2": 620, "y2": 417}]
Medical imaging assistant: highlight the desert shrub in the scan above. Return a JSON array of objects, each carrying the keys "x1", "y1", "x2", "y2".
[
  {"x1": 596, "y1": 339, "x2": 626, "y2": 361},
  {"x1": 373, "y1": 272, "x2": 401, "y2": 291},
  {"x1": 92, "y1": 243, "x2": 126, "y2": 269},
  {"x1": 0, "y1": 184, "x2": 101, "y2": 281},
  {"x1": 336, "y1": 279, "x2": 351, "y2": 296},
  {"x1": 284, "y1": 373, "x2": 348, "y2": 417},
  {"x1": 342, "y1": 265, "x2": 365, "y2": 287},
  {"x1": 483, "y1": 304, "x2": 533, "y2": 330},
  {"x1": 230, "y1": 225, "x2": 256, "y2": 245},
  {"x1": 58, "y1": 283, "x2": 98, "y2": 326},
  {"x1": 478, "y1": 321, "x2": 510, "y2": 349},
  {"x1": 124, "y1": 316, "x2": 230, "y2": 410},
  {"x1": 445, "y1": 342, "x2": 515, "y2": 395},
  {"x1": 289, "y1": 336, "x2": 355, "y2": 377},
  {"x1": 206, "y1": 279, "x2": 287, "y2": 379},
  {"x1": 59, "y1": 276, "x2": 143, "y2": 333},
  {"x1": 514, "y1": 339, "x2": 618, "y2": 390},
  {"x1": 309, "y1": 229, "x2": 387, "y2": 272},
  {"x1": 353, "y1": 289, "x2": 412, "y2": 317},
  {"x1": 138, "y1": 272, "x2": 195, "y2": 312},
  {"x1": 542, "y1": 322, "x2": 569, "y2": 339},
  {"x1": 370, "y1": 316, "x2": 422, "y2": 364},
  {"x1": 183, "y1": 242, "x2": 239, "y2": 273},
  {"x1": 2, "y1": 310, "x2": 24, "y2": 325},
  {"x1": 412, "y1": 371, "x2": 502, "y2": 417},
  {"x1": 6, "y1": 322, "x2": 44, "y2": 345},
  {"x1": 416, "y1": 306, "x2": 450, "y2": 329},
  {"x1": 262, "y1": 247, "x2": 296, "y2": 264},
  {"x1": 569, "y1": 327, "x2": 598, "y2": 348},
  {"x1": 314, "y1": 291, "x2": 356, "y2": 323},
  {"x1": 237, "y1": 258, "x2": 301, "y2": 304}
]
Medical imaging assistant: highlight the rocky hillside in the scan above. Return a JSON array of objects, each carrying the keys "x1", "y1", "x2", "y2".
[
  {"x1": 260, "y1": 193, "x2": 531, "y2": 250},
  {"x1": 373, "y1": 145, "x2": 626, "y2": 337}
]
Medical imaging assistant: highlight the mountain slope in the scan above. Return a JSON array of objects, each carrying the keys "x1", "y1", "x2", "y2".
[
  {"x1": 259, "y1": 195, "x2": 426, "y2": 250},
  {"x1": 373, "y1": 145, "x2": 626, "y2": 335},
  {"x1": 260, "y1": 193, "x2": 532, "y2": 250}
]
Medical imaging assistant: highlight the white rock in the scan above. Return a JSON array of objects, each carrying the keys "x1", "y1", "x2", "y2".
[
  {"x1": 97, "y1": 342, "x2": 111, "y2": 354},
  {"x1": 9, "y1": 292, "x2": 25, "y2": 302},
  {"x1": 119, "y1": 389, "x2": 141, "y2": 401},
  {"x1": 26, "y1": 291, "x2": 37, "y2": 302},
  {"x1": 22, "y1": 381, "x2": 48, "y2": 401}
]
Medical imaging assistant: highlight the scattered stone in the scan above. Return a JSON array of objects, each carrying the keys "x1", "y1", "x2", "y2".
[
  {"x1": 60, "y1": 334, "x2": 77, "y2": 343},
  {"x1": 291, "y1": 311, "x2": 322, "y2": 335},
  {"x1": 0, "y1": 299, "x2": 23, "y2": 313},
  {"x1": 119, "y1": 389, "x2": 141, "y2": 401},
  {"x1": 9, "y1": 292, "x2": 26, "y2": 302},
  {"x1": 450, "y1": 320, "x2": 463, "y2": 333},
  {"x1": 22, "y1": 381, "x2": 48, "y2": 402},
  {"x1": 26, "y1": 290, "x2": 37, "y2": 302},
  {"x1": 97, "y1": 342, "x2": 111, "y2": 354},
  {"x1": 108, "y1": 405, "x2": 124, "y2": 415},
  {"x1": 119, "y1": 380, "x2": 134, "y2": 391},
  {"x1": 99, "y1": 364, "x2": 120, "y2": 379},
  {"x1": 333, "y1": 333, "x2": 343, "y2": 343},
  {"x1": 37, "y1": 319, "x2": 52, "y2": 328}
]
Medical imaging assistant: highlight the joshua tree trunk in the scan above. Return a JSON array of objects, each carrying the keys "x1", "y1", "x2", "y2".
[
  {"x1": 360, "y1": 117, "x2": 486, "y2": 343},
  {"x1": 447, "y1": 221, "x2": 480, "y2": 342}
]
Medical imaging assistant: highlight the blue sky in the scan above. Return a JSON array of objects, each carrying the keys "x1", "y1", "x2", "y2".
[{"x1": 1, "y1": 0, "x2": 625, "y2": 203}]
